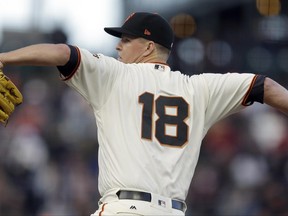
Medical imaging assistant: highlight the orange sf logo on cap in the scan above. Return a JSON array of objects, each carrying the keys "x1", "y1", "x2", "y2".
[{"x1": 144, "y1": 29, "x2": 151, "y2": 35}]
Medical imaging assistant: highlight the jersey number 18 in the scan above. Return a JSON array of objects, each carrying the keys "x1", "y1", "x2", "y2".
[{"x1": 139, "y1": 92, "x2": 189, "y2": 147}]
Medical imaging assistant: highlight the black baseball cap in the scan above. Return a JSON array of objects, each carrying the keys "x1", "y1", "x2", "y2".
[{"x1": 104, "y1": 12, "x2": 174, "y2": 50}]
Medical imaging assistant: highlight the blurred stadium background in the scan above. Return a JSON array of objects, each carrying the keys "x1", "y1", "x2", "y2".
[{"x1": 0, "y1": 0, "x2": 288, "y2": 215}]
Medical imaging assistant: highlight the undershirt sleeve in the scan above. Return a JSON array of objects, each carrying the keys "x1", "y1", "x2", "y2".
[
  {"x1": 57, "y1": 45, "x2": 81, "y2": 80},
  {"x1": 242, "y1": 75, "x2": 266, "y2": 106}
]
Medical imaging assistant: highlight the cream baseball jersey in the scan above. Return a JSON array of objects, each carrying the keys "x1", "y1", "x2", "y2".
[{"x1": 58, "y1": 46, "x2": 264, "y2": 201}]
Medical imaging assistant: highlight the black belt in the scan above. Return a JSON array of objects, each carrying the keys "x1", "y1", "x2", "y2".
[{"x1": 116, "y1": 190, "x2": 186, "y2": 212}]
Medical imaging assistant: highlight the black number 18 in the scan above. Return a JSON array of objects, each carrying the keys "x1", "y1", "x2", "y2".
[{"x1": 139, "y1": 92, "x2": 189, "y2": 147}]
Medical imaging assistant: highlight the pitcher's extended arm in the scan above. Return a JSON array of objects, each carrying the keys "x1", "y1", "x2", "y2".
[
  {"x1": 264, "y1": 77, "x2": 288, "y2": 115},
  {"x1": 0, "y1": 43, "x2": 70, "y2": 68}
]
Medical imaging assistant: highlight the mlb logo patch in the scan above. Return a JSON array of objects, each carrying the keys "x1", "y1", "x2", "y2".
[
  {"x1": 158, "y1": 200, "x2": 166, "y2": 208},
  {"x1": 154, "y1": 64, "x2": 165, "y2": 71}
]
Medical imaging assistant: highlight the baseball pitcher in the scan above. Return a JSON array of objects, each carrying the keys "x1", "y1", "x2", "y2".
[{"x1": 1, "y1": 12, "x2": 288, "y2": 216}]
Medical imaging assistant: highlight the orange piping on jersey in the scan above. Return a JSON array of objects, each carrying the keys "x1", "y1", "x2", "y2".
[
  {"x1": 242, "y1": 74, "x2": 258, "y2": 106},
  {"x1": 62, "y1": 46, "x2": 81, "y2": 81},
  {"x1": 99, "y1": 203, "x2": 106, "y2": 216}
]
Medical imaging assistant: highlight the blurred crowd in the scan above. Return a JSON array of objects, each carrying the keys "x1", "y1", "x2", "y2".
[
  {"x1": 0, "y1": 65, "x2": 287, "y2": 216},
  {"x1": 0, "y1": 68, "x2": 100, "y2": 216}
]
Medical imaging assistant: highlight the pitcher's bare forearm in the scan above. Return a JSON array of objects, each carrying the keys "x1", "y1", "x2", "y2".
[
  {"x1": 264, "y1": 77, "x2": 288, "y2": 115},
  {"x1": 0, "y1": 44, "x2": 70, "y2": 68}
]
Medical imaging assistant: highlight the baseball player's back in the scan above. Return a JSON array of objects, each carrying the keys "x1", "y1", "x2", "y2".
[
  {"x1": 65, "y1": 49, "x2": 256, "y2": 215},
  {"x1": 94, "y1": 61, "x2": 205, "y2": 200}
]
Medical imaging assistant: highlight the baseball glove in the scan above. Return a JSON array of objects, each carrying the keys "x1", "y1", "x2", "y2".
[{"x1": 0, "y1": 69, "x2": 23, "y2": 125}]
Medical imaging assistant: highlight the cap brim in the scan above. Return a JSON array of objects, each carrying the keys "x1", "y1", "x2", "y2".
[{"x1": 104, "y1": 27, "x2": 137, "y2": 38}]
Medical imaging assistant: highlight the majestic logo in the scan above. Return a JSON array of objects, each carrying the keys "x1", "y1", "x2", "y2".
[{"x1": 129, "y1": 205, "x2": 137, "y2": 210}]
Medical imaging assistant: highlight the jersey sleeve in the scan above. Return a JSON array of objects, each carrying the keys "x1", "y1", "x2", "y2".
[
  {"x1": 201, "y1": 72, "x2": 265, "y2": 128},
  {"x1": 57, "y1": 45, "x2": 122, "y2": 110}
]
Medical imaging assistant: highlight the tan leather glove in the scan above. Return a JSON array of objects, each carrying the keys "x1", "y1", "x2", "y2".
[{"x1": 0, "y1": 69, "x2": 23, "y2": 125}]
